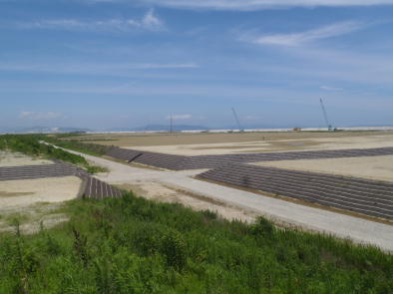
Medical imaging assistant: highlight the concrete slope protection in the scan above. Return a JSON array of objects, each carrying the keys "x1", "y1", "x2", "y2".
[
  {"x1": 60, "y1": 147, "x2": 393, "y2": 252},
  {"x1": 0, "y1": 162, "x2": 78, "y2": 181},
  {"x1": 106, "y1": 146, "x2": 393, "y2": 170},
  {"x1": 0, "y1": 162, "x2": 122, "y2": 200},
  {"x1": 198, "y1": 164, "x2": 393, "y2": 220}
]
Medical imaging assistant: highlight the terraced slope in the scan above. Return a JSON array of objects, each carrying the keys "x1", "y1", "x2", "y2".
[
  {"x1": 80, "y1": 176, "x2": 123, "y2": 199},
  {"x1": 198, "y1": 164, "x2": 393, "y2": 220},
  {"x1": 106, "y1": 147, "x2": 188, "y2": 170},
  {"x1": 106, "y1": 146, "x2": 393, "y2": 170},
  {"x1": 0, "y1": 162, "x2": 78, "y2": 181}
]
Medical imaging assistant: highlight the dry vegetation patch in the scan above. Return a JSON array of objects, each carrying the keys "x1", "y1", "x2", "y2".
[{"x1": 0, "y1": 150, "x2": 53, "y2": 167}]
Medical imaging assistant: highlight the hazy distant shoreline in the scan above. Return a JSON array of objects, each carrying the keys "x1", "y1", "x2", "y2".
[{"x1": 1, "y1": 125, "x2": 392, "y2": 135}]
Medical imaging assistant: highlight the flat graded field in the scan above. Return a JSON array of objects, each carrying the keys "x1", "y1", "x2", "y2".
[
  {"x1": 0, "y1": 176, "x2": 82, "y2": 209},
  {"x1": 254, "y1": 155, "x2": 393, "y2": 182},
  {"x1": 73, "y1": 131, "x2": 392, "y2": 156},
  {"x1": 0, "y1": 150, "x2": 53, "y2": 167},
  {"x1": 0, "y1": 175, "x2": 83, "y2": 234}
]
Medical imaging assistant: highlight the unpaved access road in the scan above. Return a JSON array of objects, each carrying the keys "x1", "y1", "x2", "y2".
[{"x1": 57, "y1": 146, "x2": 393, "y2": 252}]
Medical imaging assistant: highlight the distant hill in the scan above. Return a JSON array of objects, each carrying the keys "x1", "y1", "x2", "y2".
[{"x1": 129, "y1": 124, "x2": 210, "y2": 132}]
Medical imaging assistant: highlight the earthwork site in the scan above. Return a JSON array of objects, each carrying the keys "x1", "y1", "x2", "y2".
[
  {"x1": 0, "y1": 129, "x2": 393, "y2": 293},
  {"x1": 1, "y1": 130, "x2": 392, "y2": 250}
]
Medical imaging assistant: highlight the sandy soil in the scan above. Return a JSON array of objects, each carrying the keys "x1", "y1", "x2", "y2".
[
  {"x1": 0, "y1": 176, "x2": 81, "y2": 234},
  {"x1": 121, "y1": 134, "x2": 392, "y2": 156},
  {"x1": 0, "y1": 176, "x2": 82, "y2": 209},
  {"x1": 0, "y1": 151, "x2": 53, "y2": 167},
  {"x1": 254, "y1": 155, "x2": 393, "y2": 182},
  {"x1": 118, "y1": 181, "x2": 257, "y2": 223},
  {"x1": 70, "y1": 130, "x2": 391, "y2": 147}
]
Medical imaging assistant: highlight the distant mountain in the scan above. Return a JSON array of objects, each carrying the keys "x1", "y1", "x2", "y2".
[
  {"x1": 134, "y1": 124, "x2": 210, "y2": 132},
  {"x1": 107, "y1": 125, "x2": 210, "y2": 132}
]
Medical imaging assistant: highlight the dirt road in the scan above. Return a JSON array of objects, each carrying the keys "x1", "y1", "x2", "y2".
[{"x1": 59, "y1": 147, "x2": 393, "y2": 252}]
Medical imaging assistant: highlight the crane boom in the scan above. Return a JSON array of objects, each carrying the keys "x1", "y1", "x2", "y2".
[
  {"x1": 232, "y1": 108, "x2": 243, "y2": 132},
  {"x1": 319, "y1": 98, "x2": 332, "y2": 131}
]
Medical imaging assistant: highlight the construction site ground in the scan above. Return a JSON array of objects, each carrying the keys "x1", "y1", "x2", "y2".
[
  {"x1": 254, "y1": 155, "x2": 392, "y2": 182},
  {"x1": 64, "y1": 140, "x2": 392, "y2": 252},
  {"x1": 0, "y1": 131, "x2": 392, "y2": 251}
]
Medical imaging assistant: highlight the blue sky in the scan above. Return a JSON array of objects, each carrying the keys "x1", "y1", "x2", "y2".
[{"x1": 0, "y1": 0, "x2": 392, "y2": 131}]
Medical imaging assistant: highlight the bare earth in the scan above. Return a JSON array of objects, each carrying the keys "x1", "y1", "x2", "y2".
[
  {"x1": 0, "y1": 176, "x2": 82, "y2": 234},
  {"x1": 0, "y1": 151, "x2": 53, "y2": 167},
  {"x1": 3, "y1": 131, "x2": 391, "y2": 249},
  {"x1": 71, "y1": 130, "x2": 391, "y2": 147},
  {"x1": 254, "y1": 155, "x2": 393, "y2": 182},
  {"x1": 0, "y1": 176, "x2": 82, "y2": 209},
  {"x1": 65, "y1": 148, "x2": 392, "y2": 251},
  {"x1": 120, "y1": 133, "x2": 392, "y2": 156}
]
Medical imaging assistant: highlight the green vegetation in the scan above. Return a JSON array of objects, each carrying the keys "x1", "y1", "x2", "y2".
[
  {"x1": 0, "y1": 134, "x2": 106, "y2": 174},
  {"x1": 86, "y1": 165, "x2": 109, "y2": 174},
  {"x1": 0, "y1": 193, "x2": 391, "y2": 294},
  {"x1": 47, "y1": 136, "x2": 110, "y2": 157},
  {"x1": 0, "y1": 134, "x2": 87, "y2": 166}
]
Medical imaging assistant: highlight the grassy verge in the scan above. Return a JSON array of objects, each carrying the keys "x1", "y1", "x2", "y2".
[
  {"x1": 0, "y1": 134, "x2": 106, "y2": 174},
  {"x1": 0, "y1": 193, "x2": 391, "y2": 294},
  {"x1": 46, "y1": 136, "x2": 110, "y2": 157}
]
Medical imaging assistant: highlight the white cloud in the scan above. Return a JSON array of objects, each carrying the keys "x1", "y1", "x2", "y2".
[
  {"x1": 19, "y1": 111, "x2": 64, "y2": 120},
  {"x1": 142, "y1": 9, "x2": 163, "y2": 29},
  {"x1": 138, "y1": 0, "x2": 391, "y2": 10},
  {"x1": 8, "y1": 10, "x2": 164, "y2": 32},
  {"x1": 166, "y1": 114, "x2": 192, "y2": 120},
  {"x1": 247, "y1": 21, "x2": 365, "y2": 46}
]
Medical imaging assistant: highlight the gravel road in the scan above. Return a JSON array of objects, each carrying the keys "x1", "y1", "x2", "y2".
[{"x1": 53, "y1": 146, "x2": 393, "y2": 252}]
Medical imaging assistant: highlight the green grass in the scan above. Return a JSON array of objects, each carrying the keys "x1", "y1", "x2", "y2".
[
  {"x1": 46, "y1": 136, "x2": 110, "y2": 157},
  {"x1": 0, "y1": 193, "x2": 391, "y2": 294},
  {"x1": 0, "y1": 134, "x2": 106, "y2": 174},
  {"x1": 0, "y1": 134, "x2": 88, "y2": 166}
]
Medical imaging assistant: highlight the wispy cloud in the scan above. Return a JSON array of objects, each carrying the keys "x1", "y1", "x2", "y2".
[
  {"x1": 244, "y1": 21, "x2": 365, "y2": 46},
  {"x1": 19, "y1": 111, "x2": 64, "y2": 120},
  {"x1": 0, "y1": 61, "x2": 199, "y2": 75},
  {"x1": 134, "y1": 63, "x2": 199, "y2": 69},
  {"x1": 7, "y1": 9, "x2": 164, "y2": 32},
  {"x1": 141, "y1": 9, "x2": 163, "y2": 28},
  {"x1": 320, "y1": 85, "x2": 343, "y2": 91},
  {"x1": 137, "y1": 0, "x2": 391, "y2": 10}
]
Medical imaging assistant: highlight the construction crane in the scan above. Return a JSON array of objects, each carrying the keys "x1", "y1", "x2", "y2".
[
  {"x1": 232, "y1": 107, "x2": 244, "y2": 132},
  {"x1": 319, "y1": 98, "x2": 332, "y2": 131},
  {"x1": 169, "y1": 115, "x2": 173, "y2": 133}
]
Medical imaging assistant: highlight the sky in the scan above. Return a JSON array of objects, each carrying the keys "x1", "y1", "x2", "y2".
[{"x1": 0, "y1": 0, "x2": 392, "y2": 131}]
